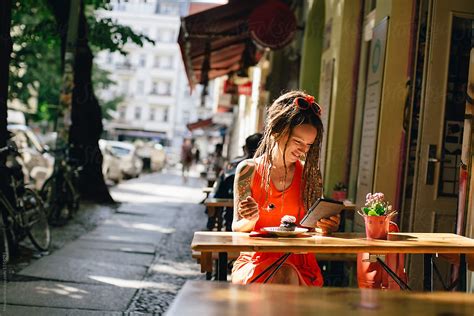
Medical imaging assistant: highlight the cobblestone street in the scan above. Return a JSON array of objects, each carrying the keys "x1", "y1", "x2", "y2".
[{"x1": 2, "y1": 169, "x2": 207, "y2": 315}]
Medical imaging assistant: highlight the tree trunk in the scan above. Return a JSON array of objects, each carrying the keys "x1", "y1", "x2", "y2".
[
  {"x1": 0, "y1": 0, "x2": 12, "y2": 152},
  {"x1": 48, "y1": 0, "x2": 114, "y2": 204}
]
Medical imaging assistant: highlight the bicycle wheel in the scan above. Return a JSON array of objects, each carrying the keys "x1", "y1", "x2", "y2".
[
  {"x1": 0, "y1": 208, "x2": 10, "y2": 265},
  {"x1": 65, "y1": 178, "x2": 80, "y2": 218},
  {"x1": 41, "y1": 177, "x2": 65, "y2": 221},
  {"x1": 23, "y1": 189, "x2": 51, "y2": 251}
]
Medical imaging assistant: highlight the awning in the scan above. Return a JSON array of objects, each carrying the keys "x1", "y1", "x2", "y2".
[
  {"x1": 179, "y1": 0, "x2": 296, "y2": 88},
  {"x1": 186, "y1": 112, "x2": 234, "y2": 131}
]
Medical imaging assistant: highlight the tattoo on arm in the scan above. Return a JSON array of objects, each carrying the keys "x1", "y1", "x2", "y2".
[{"x1": 234, "y1": 160, "x2": 255, "y2": 220}]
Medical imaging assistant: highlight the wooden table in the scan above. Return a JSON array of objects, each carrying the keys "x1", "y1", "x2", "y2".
[
  {"x1": 204, "y1": 198, "x2": 234, "y2": 231},
  {"x1": 166, "y1": 280, "x2": 474, "y2": 316},
  {"x1": 191, "y1": 231, "x2": 474, "y2": 290}
]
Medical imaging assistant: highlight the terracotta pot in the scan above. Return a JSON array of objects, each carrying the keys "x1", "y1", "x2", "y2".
[{"x1": 364, "y1": 215, "x2": 391, "y2": 240}]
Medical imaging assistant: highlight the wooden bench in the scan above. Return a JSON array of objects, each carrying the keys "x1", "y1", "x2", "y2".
[
  {"x1": 204, "y1": 198, "x2": 234, "y2": 231},
  {"x1": 167, "y1": 280, "x2": 474, "y2": 315}
]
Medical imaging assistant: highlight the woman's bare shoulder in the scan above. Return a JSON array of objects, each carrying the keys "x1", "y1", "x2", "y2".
[{"x1": 236, "y1": 158, "x2": 256, "y2": 174}]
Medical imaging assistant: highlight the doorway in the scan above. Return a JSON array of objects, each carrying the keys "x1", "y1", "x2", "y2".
[{"x1": 405, "y1": 0, "x2": 473, "y2": 290}]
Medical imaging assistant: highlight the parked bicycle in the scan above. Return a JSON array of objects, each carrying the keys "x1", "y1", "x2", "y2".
[
  {"x1": 0, "y1": 145, "x2": 51, "y2": 263},
  {"x1": 40, "y1": 146, "x2": 82, "y2": 224}
]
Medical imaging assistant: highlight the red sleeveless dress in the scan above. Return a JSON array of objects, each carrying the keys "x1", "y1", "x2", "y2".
[{"x1": 231, "y1": 160, "x2": 324, "y2": 286}]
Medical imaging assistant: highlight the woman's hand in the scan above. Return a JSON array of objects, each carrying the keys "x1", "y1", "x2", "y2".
[
  {"x1": 238, "y1": 196, "x2": 259, "y2": 220},
  {"x1": 316, "y1": 215, "x2": 340, "y2": 234}
]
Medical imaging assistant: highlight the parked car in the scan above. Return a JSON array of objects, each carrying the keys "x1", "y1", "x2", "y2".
[
  {"x1": 7, "y1": 124, "x2": 54, "y2": 190},
  {"x1": 99, "y1": 139, "x2": 123, "y2": 184},
  {"x1": 135, "y1": 141, "x2": 166, "y2": 172},
  {"x1": 104, "y1": 140, "x2": 143, "y2": 179}
]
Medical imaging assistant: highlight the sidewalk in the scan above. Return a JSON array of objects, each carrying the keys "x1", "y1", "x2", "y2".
[{"x1": 1, "y1": 169, "x2": 207, "y2": 315}]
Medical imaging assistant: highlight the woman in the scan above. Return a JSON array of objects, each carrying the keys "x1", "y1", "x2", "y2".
[{"x1": 231, "y1": 91, "x2": 340, "y2": 286}]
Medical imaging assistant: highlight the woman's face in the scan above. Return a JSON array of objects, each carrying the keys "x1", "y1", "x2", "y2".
[{"x1": 276, "y1": 124, "x2": 318, "y2": 164}]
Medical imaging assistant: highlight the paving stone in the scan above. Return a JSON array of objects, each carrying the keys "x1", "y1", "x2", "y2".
[
  {"x1": 50, "y1": 242, "x2": 154, "y2": 267},
  {"x1": 0, "y1": 305, "x2": 121, "y2": 316},
  {"x1": 79, "y1": 226, "x2": 166, "y2": 245},
  {"x1": 0, "y1": 281, "x2": 135, "y2": 311},
  {"x1": 18, "y1": 255, "x2": 147, "y2": 285},
  {"x1": 61, "y1": 239, "x2": 155, "y2": 255}
]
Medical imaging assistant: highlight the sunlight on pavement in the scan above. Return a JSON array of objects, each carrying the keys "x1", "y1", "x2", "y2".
[
  {"x1": 150, "y1": 261, "x2": 201, "y2": 277},
  {"x1": 104, "y1": 218, "x2": 176, "y2": 233},
  {"x1": 89, "y1": 275, "x2": 178, "y2": 291},
  {"x1": 35, "y1": 284, "x2": 88, "y2": 299}
]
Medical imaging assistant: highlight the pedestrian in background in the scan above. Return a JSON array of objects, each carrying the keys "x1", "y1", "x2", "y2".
[{"x1": 181, "y1": 139, "x2": 193, "y2": 183}]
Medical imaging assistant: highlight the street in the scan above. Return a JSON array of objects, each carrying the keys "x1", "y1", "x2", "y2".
[{"x1": 1, "y1": 169, "x2": 207, "y2": 315}]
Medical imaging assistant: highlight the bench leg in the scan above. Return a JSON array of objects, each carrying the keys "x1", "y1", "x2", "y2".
[
  {"x1": 217, "y1": 252, "x2": 228, "y2": 281},
  {"x1": 424, "y1": 254, "x2": 433, "y2": 292},
  {"x1": 458, "y1": 254, "x2": 467, "y2": 292}
]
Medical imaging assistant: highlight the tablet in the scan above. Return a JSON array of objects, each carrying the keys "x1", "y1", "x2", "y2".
[{"x1": 299, "y1": 198, "x2": 345, "y2": 228}]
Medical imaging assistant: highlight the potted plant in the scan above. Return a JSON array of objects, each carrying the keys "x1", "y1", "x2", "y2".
[
  {"x1": 332, "y1": 182, "x2": 347, "y2": 201},
  {"x1": 358, "y1": 193, "x2": 397, "y2": 240}
]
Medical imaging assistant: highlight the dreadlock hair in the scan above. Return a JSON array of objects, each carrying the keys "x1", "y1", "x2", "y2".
[{"x1": 254, "y1": 90, "x2": 324, "y2": 212}]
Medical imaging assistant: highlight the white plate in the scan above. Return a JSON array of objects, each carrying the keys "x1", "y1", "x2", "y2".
[{"x1": 262, "y1": 227, "x2": 308, "y2": 237}]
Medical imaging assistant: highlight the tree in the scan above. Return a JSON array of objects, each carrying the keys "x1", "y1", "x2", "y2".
[
  {"x1": 0, "y1": 0, "x2": 12, "y2": 153},
  {"x1": 46, "y1": 0, "x2": 152, "y2": 203},
  {"x1": 9, "y1": 0, "x2": 152, "y2": 202},
  {"x1": 9, "y1": 0, "x2": 151, "y2": 124}
]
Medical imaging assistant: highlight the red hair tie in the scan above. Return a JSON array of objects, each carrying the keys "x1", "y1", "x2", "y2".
[{"x1": 304, "y1": 95, "x2": 315, "y2": 104}]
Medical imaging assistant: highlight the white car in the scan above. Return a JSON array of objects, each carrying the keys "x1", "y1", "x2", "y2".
[
  {"x1": 104, "y1": 140, "x2": 143, "y2": 179},
  {"x1": 135, "y1": 141, "x2": 166, "y2": 172},
  {"x1": 7, "y1": 124, "x2": 54, "y2": 190},
  {"x1": 99, "y1": 139, "x2": 123, "y2": 184}
]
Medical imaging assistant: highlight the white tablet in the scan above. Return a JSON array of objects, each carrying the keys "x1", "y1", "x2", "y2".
[{"x1": 299, "y1": 198, "x2": 345, "y2": 228}]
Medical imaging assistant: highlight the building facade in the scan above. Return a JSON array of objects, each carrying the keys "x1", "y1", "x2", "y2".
[{"x1": 96, "y1": 0, "x2": 214, "y2": 156}]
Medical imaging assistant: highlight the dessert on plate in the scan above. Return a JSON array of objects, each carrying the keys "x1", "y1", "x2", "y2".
[{"x1": 279, "y1": 215, "x2": 297, "y2": 231}]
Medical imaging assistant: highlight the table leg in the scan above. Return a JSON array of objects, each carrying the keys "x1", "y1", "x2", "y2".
[
  {"x1": 424, "y1": 254, "x2": 433, "y2": 292},
  {"x1": 263, "y1": 253, "x2": 292, "y2": 283},
  {"x1": 206, "y1": 207, "x2": 216, "y2": 230},
  {"x1": 458, "y1": 254, "x2": 467, "y2": 292},
  {"x1": 376, "y1": 258, "x2": 411, "y2": 291},
  {"x1": 250, "y1": 253, "x2": 291, "y2": 283},
  {"x1": 216, "y1": 207, "x2": 223, "y2": 231},
  {"x1": 217, "y1": 252, "x2": 228, "y2": 281}
]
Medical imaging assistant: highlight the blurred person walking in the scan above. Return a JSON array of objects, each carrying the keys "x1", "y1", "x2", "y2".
[{"x1": 181, "y1": 139, "x2": 193, "y2": 183}]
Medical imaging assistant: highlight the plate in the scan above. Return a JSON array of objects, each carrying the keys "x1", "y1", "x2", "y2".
[{"x1": 261, "y1": 227, "x2": 308, "y2": 237}]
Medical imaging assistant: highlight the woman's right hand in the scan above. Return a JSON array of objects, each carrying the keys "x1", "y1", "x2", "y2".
[{"x1": 238, "y1": 196, "x2": 259, "y2": 220}]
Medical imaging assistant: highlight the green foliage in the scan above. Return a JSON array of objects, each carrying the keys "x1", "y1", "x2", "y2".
[{"x1": 9, "y1": 0, "x2": 153, "y2": 124}]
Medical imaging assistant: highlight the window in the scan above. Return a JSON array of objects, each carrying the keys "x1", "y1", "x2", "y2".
[
  {"x1": 134, "y1": 107, "x2": 142, "y2": 120},
  {"x1": 151, "y1": 82, "x2": 158, "y2": 94},
  {"x1": 156, "y1": 3, "x2": 179, "y2": 15},
  {"x1": 182, "y1": 111, "x2": 189, "y2": 123},
  {"x1": 161, "y1": 30, "x2": 172, "y2": 43},
  {"x1": 163, "y1": 108, "x2": 169, "y2": 122},
  {"x1": 119, "y1": 107, "x2": 126, "y2": 119},
  {"x1": 158, "y1": 81, "x2": 171, "y2": 95},
  {"x1": 162, "y1": 56, "x2": 173, "y2": 69},
  {"x1": 149, "y1": 108, "x2": 156, "y2": 121},
  {"x1": 137, "y1": 80, "x2": 144, "y2": 95},
  {"x1": 139, "y1": 54, "x2": 147, "y2": 67},
  {"x1": 153, "y1": 55, "x2": 160, "y2": 68},
  {"x1": 122, "y1": 80, "x2": 130, "y2": 95}
]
